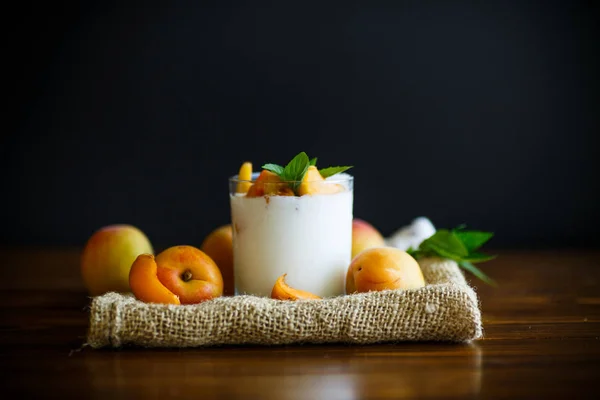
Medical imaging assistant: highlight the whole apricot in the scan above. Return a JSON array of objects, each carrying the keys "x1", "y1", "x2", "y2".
[
  {"x1": 201, "y1": 224, "x2": 235, "y2": 296},
  {"x1": 129, "y1": 245, "x2": 223, "y2": 305},
  {"x1": 81, "y1": 224, "x2": 153, "y2": 296},
  {"x1": 351, "y1": 219, "x2": 386, "y2": 259},
  {"x1": 346, "y1": 247, "x2": 425, "y2": 294}
]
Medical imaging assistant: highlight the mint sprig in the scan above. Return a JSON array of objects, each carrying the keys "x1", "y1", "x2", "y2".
[
  {"x1": 407, "y1": 226, "x2": 497, "y2": 286},
  {"x1": 261, "y1": 152, "x2": 353, "y2": 194},
  {"x1": 262, "y1": 152, "x2": 310, "y2": 192}
]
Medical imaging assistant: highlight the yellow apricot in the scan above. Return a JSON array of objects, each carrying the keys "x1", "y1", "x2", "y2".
[
  {"x1": 271, "y1": 274, "x2": 321, "y2": 300},
  {"x1": 246, "y1": 170, "x2": 294, "y2": 197},
  {"x1": 298, "y1": 166, "x2": 344, "y2": 196},
  {"x1": 201, "y1": 225, "x2": 235, "y2": 296},
  {"x1": 236, "y1": 162, "x2": 253, "y2": 193},
  {"x1": 346, "y1": 247, "x2": 425, "y2": 294}
]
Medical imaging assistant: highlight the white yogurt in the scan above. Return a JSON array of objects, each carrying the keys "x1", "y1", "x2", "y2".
[{"x1": 230, "y1": 183, "x2": 353, "y2": 298}]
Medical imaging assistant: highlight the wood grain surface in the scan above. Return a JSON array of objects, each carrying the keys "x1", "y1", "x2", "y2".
[{"x1": 1, "y1": 247, "x2": 599, "y2": 399}]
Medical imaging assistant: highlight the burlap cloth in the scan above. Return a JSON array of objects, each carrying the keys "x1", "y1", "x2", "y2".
[{"x1": 86, "y1": 257, "x2": 482, "y2": 348}]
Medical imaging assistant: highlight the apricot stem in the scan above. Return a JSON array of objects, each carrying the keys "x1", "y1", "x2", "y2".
[{"x1": 181, "y1": 270, "x2": 193, "y2": 282}]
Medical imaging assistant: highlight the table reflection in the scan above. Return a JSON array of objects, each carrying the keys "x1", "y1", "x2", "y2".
[{"x1": 82, "y1": 343, "x2": 481, "y2": 399}]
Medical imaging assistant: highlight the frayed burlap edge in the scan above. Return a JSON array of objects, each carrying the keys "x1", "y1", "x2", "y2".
[{"x1": 86, "y1": 257, "x2": 482, "y2": 348}]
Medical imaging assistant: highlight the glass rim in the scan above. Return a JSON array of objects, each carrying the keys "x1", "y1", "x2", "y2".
[{"x1": 228, "y1": 172, "x2": 353, "y2": 184}]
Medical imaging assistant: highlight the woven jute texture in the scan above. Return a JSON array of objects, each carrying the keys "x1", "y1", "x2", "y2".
[{"x1": 86, "y1": 257, "x2": 482, "y2": 348}]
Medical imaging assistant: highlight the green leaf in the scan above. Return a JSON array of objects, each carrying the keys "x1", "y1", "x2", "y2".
[
  {"x1": 261, "y1": 163, "x2": 285, "y2": 176},
  {"x1": 413, "y1": 250, "x2": 428, "y2": 259},
  {"x1": 282, "y1": 152, "x2": 310, "y2": 190},
  {"x1": 309, "y1": 157, "x2": 317, "y2": 166},
  {"x1": 453, "y1": 230, "x2": 494, "y2": 252},
  {"x1": 406, "y1": 247, "x2": 419, "y2": 257},
  {"x1": 459, "y1": 261, "x2": 497, "y2": 286},
  {"x1": 420, "y1": 230, "x2": 469, "y2": 259},
  {"x1": 408, "y1": 225, "x2": 497, "y2": 286},
  {"x1": 463, "y1": 252, "x2": 497, "y2": 263},
  {"x1": 421, "y1": 243, "x2": 464, "y2": 262},
  {"x1": 319, "y1": 166, "x2": 353, "y2": 178}
]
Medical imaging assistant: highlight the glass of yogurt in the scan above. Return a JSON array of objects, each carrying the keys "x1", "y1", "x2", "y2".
[{"x1": 229, "y1": 171, "x2": 353, "y2": 298}]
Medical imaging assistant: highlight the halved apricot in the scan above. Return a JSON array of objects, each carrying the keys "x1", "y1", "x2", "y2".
[
  {"x1": 155, "y1": 245, "x2": 223, "y2": 305},
  {"x1": 129, "y1": 246, "x2": 223, "y2": 305}
]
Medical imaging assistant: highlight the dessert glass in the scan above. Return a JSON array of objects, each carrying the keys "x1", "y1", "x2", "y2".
[{"x1": 229, "y1": 173, "x2": 354, "y2": 297}]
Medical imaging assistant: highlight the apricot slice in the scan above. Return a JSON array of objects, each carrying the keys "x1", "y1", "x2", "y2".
[
  {"x1": 236, "y1": 162, "x2": 253, "y2": 194},
  {"x1": 246, "y1": 170, "x2": 294, "y2": 197},
  {"x1": 155, "y1": 245, "x2": 223, "y2": 304},
  {"x1": 271, "y1": 274, "x2": 321, "y2": 300},
  {"x1": 129, "y1": 254, "x2": 181, "y2": 305},
  {"x1": 298, "y1": 166, "x2": 344, "y2": 196}
]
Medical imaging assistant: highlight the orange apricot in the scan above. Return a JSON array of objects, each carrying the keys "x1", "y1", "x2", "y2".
[
  {"x1": 246, "y1": 170, "x2": 294, "y2": 197},
  {"x1": 154, "y1": 245, "x2": 223, "y2": 304},
  {"x1": 201, "y1": 225, "x2": 235, "y2": 296},
  {"x1": 271, "y1": 274, "x2": 321, "y2": 300},
  {"x1": 298, "y1": 166, "x2": 344, "y2": 196},
  {"x1": 129, "y1": 246, "x2": 223, "y2": 305},
  {"x1": 236, "y1": 161, "x2": 253, "y2": 194},
  {"x1": 346, "y1": 247, "x2": 425, "y2": 294},
  {"x1": 129, "y1": 254, "x2": 180, "y2": 305}
]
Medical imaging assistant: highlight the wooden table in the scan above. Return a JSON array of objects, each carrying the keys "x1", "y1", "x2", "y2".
[{"x1": 1, "y1": 248, "x2": 599, "y2": 399}]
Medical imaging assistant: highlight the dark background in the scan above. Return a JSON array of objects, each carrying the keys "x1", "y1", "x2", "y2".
[{"x1": 4, "y1": 1, "x2": 599, "y2": 249}]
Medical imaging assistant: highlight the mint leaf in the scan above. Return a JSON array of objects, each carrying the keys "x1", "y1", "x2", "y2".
[
  {"x1": 407, "y1": 248, "x2": 426, "y2": 259},
  {"x1": 459, "y1": 261, "x2": 497, "y2": 286},
  {"x1": 453, "y1": 230, "x2": 494, "y2": 252},
  {"x1": 309, "y1": 157, "x2": 317, "y2": 166},
  {"x1": 319, "y1": 166, "x2": 353, "y2": 178},
  {"x1": 282, "y1": 152, "x2": 310, "y2": 190},
  {"x1": 420, "y1": 230, "x2": 469, "y2": 258},
  {"x1": 409, "y1": 226, "x2": 497, "y2": 286},
  {"x1": 406, "y1": 247, "x2": 423, "y2": 258},
  {"x1": 462, "y1": 252, "x2": 497, "y2": 263},
  {"x1": 421, "y1": 243, "x2": 463, "y2": 262},
  {"x1": 262, "y1": 163, "x2": 285, "y2": 176}
]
